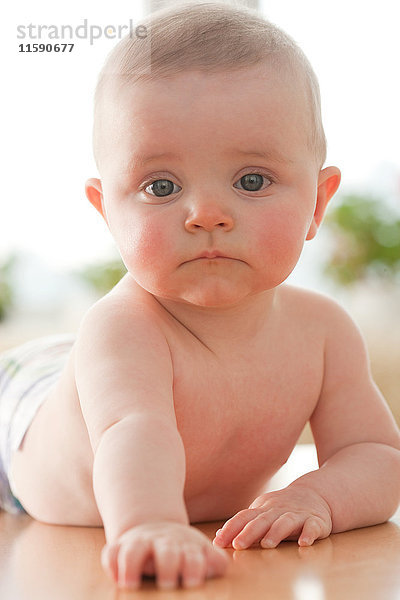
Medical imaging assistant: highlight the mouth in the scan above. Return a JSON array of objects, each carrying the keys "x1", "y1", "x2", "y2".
[
  {"x1": 181, "y1": 250, "x2": 246, "y2": 267},
  {"x1": 191, "y1": 250, "x2": 232, "y2": 260},
  {"x1": 192, "y1": 256, "x2": 231, "y2": 262},
  {"x1": 181, "y1": 256, "x2": 240, "y2": 268}
]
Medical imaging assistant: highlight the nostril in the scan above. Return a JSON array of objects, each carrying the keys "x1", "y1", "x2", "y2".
[{"x1": 185, "y1": 219, "x2": 232, "y2": 231}]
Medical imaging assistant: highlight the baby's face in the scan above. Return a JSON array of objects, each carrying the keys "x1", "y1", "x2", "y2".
[{"x1": 96, "y1": 63, "x2": 324, "y2": 307}]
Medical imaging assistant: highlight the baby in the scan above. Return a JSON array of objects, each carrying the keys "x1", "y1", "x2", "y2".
[{"x1": 1, "y1": 0, "x2": 400, "y2": 592}]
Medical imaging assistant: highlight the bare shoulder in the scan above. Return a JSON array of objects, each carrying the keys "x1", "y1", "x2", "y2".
[
  {"x1": 279, "y1": 283, "x2": 374, "y2": 378},
  {"x1": 75, "y1": 273, "x2": 173, "y2": 390},
  {"x1": 287, "y1": 284, "x2": 400, "y2": 462},
  {"x1": 278, "y1": 282, "x2": 339, "y2": 309},
  {"x1": 74, "y1": 274, "x2": 176, "y2": 451},
  {"x1": 78, "y1": 273, "x2": 168, "y2": 341},
  {"x1": 277, "y1": 283, "x2": 349, "y2": 336}
]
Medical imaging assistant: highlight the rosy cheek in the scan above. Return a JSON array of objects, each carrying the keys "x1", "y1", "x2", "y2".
[
  {"x1": 126, "y1": 219, "x2": 172, "y2": 269},
  {"x1": 252, "y1": 212, "x2": 305, "y2": 266}
]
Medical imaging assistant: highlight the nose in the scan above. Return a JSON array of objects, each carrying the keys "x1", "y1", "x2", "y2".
[{"x1": 184, "y1": 200, "x2": 234, "y2": 233}]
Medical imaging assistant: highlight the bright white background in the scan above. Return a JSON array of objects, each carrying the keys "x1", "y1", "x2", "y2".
[{"x1": 1, "y1": 0, "x2": 399, "y2": 272}]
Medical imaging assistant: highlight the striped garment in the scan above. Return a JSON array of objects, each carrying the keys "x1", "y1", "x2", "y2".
[{"x1": 0, "y1": 334, "x2": 74, "y2": 513}]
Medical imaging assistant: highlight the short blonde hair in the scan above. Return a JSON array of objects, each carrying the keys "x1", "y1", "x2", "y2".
[{"x1": 93, "y1": 0, "x2": 327, "y2": 170}]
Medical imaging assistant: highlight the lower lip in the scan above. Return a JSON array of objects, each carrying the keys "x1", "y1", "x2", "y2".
[
  {"x1": 182, "y1": 256, "x2": 239, "y2": 266},
  {"x1": 192, "y1": 256, "x2": 231, "y2": 261}
]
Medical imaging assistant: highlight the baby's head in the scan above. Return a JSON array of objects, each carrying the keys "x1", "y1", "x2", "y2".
[
  {"x1": 92, "y1": 0, "x2": 327, "y2": 173},
  {"x1": 86, "y1": 1, "x2": 340, "y2": 308}
]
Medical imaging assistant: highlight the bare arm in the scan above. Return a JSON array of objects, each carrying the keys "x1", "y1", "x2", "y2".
[
  {"x1": 214, "y1": 297, "x2": 400, "y2": 550},
  {"x1": 296, "y1": 300, "x2": 400, "y2": 532},
  {"x1": 74, "y1": 297, "x2": 188, "y2": 542},
  {"x1": 74, "y1": 294, "x2": 228, "y2": 589},
  {"x1": 288, "y1": 442, "x2": 400, "y2": 533},
  {"x1": 93, "y1": 414, "x2": 188, "y2": 542}
]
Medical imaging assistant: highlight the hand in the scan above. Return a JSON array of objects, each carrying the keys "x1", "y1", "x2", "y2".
[
  {"x1": 101, "y1": 521, "x2": 229, "y2": 590},
  {"x1": 213, "y1": 486, "x2": 332, "y2": 550}
]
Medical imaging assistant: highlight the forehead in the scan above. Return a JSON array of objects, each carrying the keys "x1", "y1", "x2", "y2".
[{"x1": 100, "y1": 62, "x2": 310, "y2": 173}]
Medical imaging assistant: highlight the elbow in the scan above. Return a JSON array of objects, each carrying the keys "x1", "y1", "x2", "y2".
[
  {"x1": 94, "y1": 412, "x2": 180, "y2": 454},
  {"x1": 390, "y1": 447, "x2": 400, "y2": 513},
  {"x1": 376, "y1": 444, "x2": 400, "y2": 521}
]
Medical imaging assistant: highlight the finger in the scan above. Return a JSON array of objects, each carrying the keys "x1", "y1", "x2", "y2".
[
  {"x1": 232, "y1": 513, "x2": 273, "y2": 549},
  {"x1": 101, "y1": 543, "x2": 120, "y2": 582},
  {"x1": 260, "y1": 512, "x2": 303, "y2": 548},
  {"x1": 213, "y1": 510, "x2": 257, "y2": 546},
  {"x1": 248, "y1": 493, "x2": 269, "y2": 509},
  {"x1": 153, "y1": 541, "x2": 181, "y2": 590},
  {"x1": 181, "y1": 544, "x2": 207, "y2": 589},
  {"x1": 118, "y1": 538, "x2": 152, "y2": 589},
  {"x1": 142, "y1": 555, "x2": 156, "y2": 576},
  {"x1": 298, "y1": 516, "x2": 324, "y2": 547},
  {"x1": 204, "y1": 544, "x2": 229, "y2": 578}
]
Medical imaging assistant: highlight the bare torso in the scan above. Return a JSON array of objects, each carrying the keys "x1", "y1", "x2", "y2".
[{"x1": 10, "y1": 279, "x2": 325, "y2": 525}]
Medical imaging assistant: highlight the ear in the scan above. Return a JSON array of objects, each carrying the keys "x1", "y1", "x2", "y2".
[
  {"x1": 306, "y1": 166, "x2": 341, "y2": 240},
  {"x1": 85, "y1": 178, "x2": 107, "y2": 223}
]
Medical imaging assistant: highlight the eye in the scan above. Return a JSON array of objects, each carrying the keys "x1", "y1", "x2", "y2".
[
  {"x1": 233, "y1": 173, "x2": 272, "y2": 192},
  {"x1": 144, "y1": 179, "x2": 182, "y2": 197}
]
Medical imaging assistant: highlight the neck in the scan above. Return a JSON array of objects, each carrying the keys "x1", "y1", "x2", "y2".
[{"x1": 153, "y1": 288, "x2": 280, "y2": 354}]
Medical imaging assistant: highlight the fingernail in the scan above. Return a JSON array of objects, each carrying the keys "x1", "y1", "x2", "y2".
[
  {"x1": 119, "y1": 576, "x2": 139, "y2": 589},
  {"x1": 215, "y1": 529, "x2": 223, "y2": 536},
  {"x1": 299, "y1": 537, "x2": 311, "y2": 546},
  {"x1": 159, "y1": 580, "x2": 176, "y2": 590},
  {"x1": 213, "y1": 537, "x2": 224, "y2": 547},
  {"x1": 185, "y1": 578, "x2": 201, "y2": 588},
  {"x1": 233, "y1": 539, "x2": 246, "y2": 549},
  {"x1": 261, "y1": 539, "x2": 275, "y2": 548}
]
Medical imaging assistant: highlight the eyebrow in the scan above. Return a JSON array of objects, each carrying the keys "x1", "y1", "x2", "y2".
[
  {"x1": 129, "y1": 148, "x2": 291, "y2": 169},
  {"x1": 233, "y1": 149, "x2": 291, "y2": 164}
]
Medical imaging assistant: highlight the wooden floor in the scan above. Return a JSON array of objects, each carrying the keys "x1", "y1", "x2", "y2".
[{"x1": 1, "y1": 444, "x2": 400, "y2": 599}]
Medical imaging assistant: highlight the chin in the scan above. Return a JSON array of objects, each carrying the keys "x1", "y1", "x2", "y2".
[{"x1": 179, "y1": 284, "x2": 250, "y2": 308}]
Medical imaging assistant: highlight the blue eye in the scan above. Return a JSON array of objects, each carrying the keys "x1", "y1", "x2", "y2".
[
  {"x1": 145, "y1": 179, "x2": 181, "y2": 197},
  {"x1": 234, "y1": 173, "x2": 271, "y2": 192},
  {"x1": 143, "y1": 172, "x2": 271, "y2": 197}
]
